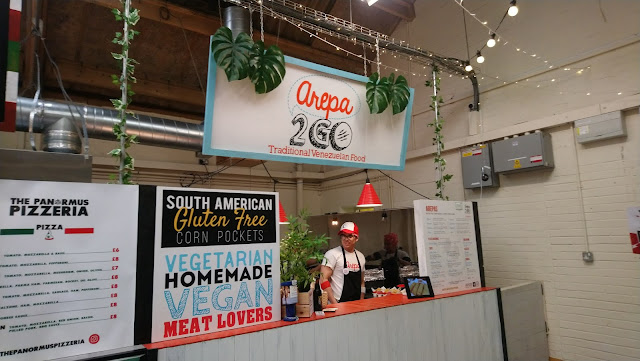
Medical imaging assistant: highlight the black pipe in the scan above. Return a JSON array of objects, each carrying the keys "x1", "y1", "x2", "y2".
[{"x1": 469, "y1": 75, "x2": 480, "y2": 112}]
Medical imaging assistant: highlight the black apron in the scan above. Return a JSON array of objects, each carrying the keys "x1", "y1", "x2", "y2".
[
  {"x1": 382, "y1": 251, "x2": 401, "y2": 288},
  {"x1": 339, "y1": 246, "x2": 362, "y2": 303}
]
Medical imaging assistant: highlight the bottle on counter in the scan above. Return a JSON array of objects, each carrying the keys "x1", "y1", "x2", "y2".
[{"x1": 313, "y1": 277, "x2": 322, "y2": 311}]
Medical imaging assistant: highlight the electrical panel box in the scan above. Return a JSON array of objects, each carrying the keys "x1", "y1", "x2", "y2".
[
  {"x1": 575, "y1": 111, "x2": 626, "y2": 143},
  {"x1": 461, "y1": 144, "x2": 499, "y2": 189},
  {"x1": 492, "y1": 132, "x2": 554, "y2": 173}
]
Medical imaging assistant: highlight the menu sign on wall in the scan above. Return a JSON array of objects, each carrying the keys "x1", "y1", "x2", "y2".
[
  {"x1": 202, "y1": 55, "x2": 414, "y2": 170},
  {"x1": 151, "y1": 188, "x2": 280, "y2": 343},
  {"x1": 413, "y1": 200, "x2": 482, "y2": 295},
  {"x1": 0, "y1": 180, "x2": 138, "y2": 361}
]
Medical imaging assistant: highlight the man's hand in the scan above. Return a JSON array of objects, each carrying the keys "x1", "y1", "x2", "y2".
[{"x1": 321, "y1": 265, "x2": 337, "y2": 304}]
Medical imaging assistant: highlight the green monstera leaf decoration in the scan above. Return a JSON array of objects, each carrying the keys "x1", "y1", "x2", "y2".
[
  {"x1": 388, "y1": 73, "x2": 410, "y2": 115},
  {"x1": 249, "y1": 41, "x2": 286, "y2": 94},
  {"x1": 210, "y1": 27, "x2": 253, "y2": 81},
  {"x1": 366, "y1": 72, "x2": 391, "y2": 114}
]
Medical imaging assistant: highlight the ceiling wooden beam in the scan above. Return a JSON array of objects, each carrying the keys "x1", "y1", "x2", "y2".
[
  {"x1": 373, "y1": 0, "x2": 415, "y2": 21},
  {"x1": 45, "y1": 60, "x2": 207, "y2": 108},
  {"x1": 86, "y1": 0, "x2": 365, "y2": 74}
]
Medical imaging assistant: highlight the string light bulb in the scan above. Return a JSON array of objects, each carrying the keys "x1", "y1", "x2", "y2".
[
  {"x1": 465, "y1": 63, "x2": 473, "y2": 72},
  {"x1": 508, "y1": 0, "x2": 519, "y2": 16},
  {"x1": 487, "y1": 33, "x2": 496, "y2": 48},
  {"x1": 476, "y1": 51, "x2": 484, "y2": 64}
]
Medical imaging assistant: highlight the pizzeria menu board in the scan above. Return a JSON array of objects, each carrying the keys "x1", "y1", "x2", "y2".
[
  {"x1": 150, "y1": 187, "x2": 280, "y2": 343},
  {"x1": 0, "y1": 180, "x2": 138, "y2": 361},
  {"x1": 413, "y1": 200, "x2": 482, "y2": 295}
]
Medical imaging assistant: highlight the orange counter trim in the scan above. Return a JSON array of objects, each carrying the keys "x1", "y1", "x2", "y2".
[{"x1": 145, "y1": 286, "x2": 496, "y2": 350}]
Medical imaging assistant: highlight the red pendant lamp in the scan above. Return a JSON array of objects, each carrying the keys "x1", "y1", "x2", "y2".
[
  {"x1": 279, "y1": 200, "x2": 289, "y2": 224},
  {"x1": 271, "y1": 177, "x2": 289, "y2": 224},
  {"x1": 356, "y1": 169, "x2": 382, "y2": 208}
]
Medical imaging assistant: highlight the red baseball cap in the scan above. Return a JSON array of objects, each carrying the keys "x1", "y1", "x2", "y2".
[{"x1": 339, "y1": 222, "x2": 359, "y2": 237}]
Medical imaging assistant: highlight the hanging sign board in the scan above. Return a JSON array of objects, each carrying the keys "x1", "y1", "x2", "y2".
[
  {"x1": 150, "y1": 187, "x2": 280, "y2": 343},
  {"x1": 413, "y1": 200, "x2": 483, "y2": 295},
  {"x1": 0, "y1": 180, "x2": 138, "y2": 361},
  {"x1": 202, "y1": 52, "x2": 414, "y2": 170}
]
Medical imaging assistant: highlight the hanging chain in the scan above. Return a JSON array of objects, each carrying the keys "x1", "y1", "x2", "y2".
[
  {"x1": 259, "y1": 0, "x2": 264, "y2": 42},
  {"x1": 248, "y1": 3, "x2": 253, "y2": 39},
  {"x1": 362, "y1": 43, "x2": 367, "y2": 77},
  {"x1": 349, "y1": 0, "x2": 353, "y2": 25},
  {"x1": 375, "y1": 38, "x2": 381, "y2": 75}
]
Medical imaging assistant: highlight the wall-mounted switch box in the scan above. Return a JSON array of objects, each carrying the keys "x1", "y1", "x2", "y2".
[
  {"x1": 575, "y1": 111, "x2": 625, "y2": 143},
  {"x1": 492, "y1": 132, "x2": 554, "y2": 174},
  {"x1": 461, "y1": 144, "x2": 499, "y2": 189}
]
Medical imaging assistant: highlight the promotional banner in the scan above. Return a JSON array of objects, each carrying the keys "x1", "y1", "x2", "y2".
[
  {"x1": 202, "y1": 54, "x2": 414, "y2": 170},
  {"x1": 0, "y1": 180, "x2": 138, "y2": 361},
  {"x1": 413, "y1": 200, "x2": 482, "y2": 295},
  {"x1": 151, "y1": 187, "x2": 280, "y2": 343}
]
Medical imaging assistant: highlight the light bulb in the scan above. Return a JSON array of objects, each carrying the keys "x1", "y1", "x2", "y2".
[
  {"x1": 476, "y1": 51, "x2": 484, "y2": 64},
  {"x1": 508, "y1": 0, "x2": 518, "y2": 16},
  {"x1": 465, "y1": 64, "x2": 473, "y2": 72},
  {"x1": 487, "y1": 33, "x2": 496, "y2": 48}
]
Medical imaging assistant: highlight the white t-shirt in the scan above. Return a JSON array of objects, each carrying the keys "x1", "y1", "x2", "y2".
[{"x1": 322, "y1": 246, "x2": 365, "y2": 301}]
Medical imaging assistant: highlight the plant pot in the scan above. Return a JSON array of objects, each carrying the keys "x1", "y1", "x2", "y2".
[{"x1": 295, "y1": 287, "x2": 314, "y2": 318}]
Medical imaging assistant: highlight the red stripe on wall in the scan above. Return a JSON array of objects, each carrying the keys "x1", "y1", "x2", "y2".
[
  {"x1": 65, "y1": 228, "x2": 94, "y2": 234},
  {"x1": 8, "y1": 10, "x2": 20, "y2": 42},
  {"x1": 0, "y1": 102, "x2": 16, "y2": 132}
]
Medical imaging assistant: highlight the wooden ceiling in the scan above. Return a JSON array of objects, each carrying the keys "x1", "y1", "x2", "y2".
[{"x1": 19, "y1": 0, "x2": 415, "y2": 122}]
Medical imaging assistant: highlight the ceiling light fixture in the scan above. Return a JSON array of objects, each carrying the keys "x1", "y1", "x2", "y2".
[
  {"x1": 356, "y1": 170, "x2": 382, "y2": 207},
  {"x1": 487, "y1": 33, "x2": 496, "y2": 48},
  {"x1": 508, "y1": 0, "x2": 519, "y2": 16},
  {"x1": 476, "y1": 51, "x2": 484, "y2": 64},
  {"x1": 363, "y1": 0, "x2": 379, "y2": 6}
]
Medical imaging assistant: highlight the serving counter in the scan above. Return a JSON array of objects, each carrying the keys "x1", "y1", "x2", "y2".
[{"x1": 150, "y1": 287, "x2": 506, "y2": 361}]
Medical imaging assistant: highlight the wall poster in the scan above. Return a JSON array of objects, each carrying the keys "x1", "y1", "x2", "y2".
[
  {"x1": 0, "y1": 180, "x2": 138, "y2": 361},
  {"x1": 150, "y1": 187, "x2": 280, "y2": 343},
  {"x1": 413, "y1": 200, "x2": 483, "y2": 295}
]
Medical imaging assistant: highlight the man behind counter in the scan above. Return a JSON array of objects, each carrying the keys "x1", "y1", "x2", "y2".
[
  {"x1": 366, "y1": 232, "x2": 411, "y2": 288},
  {"x1": 320, "y1": 222, "x2": 366, "y2": 304}
]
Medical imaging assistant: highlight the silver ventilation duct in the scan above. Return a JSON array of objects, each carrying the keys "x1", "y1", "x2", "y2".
[
  {"x1": 14, "y1": 8, "x2": 250, "y2": 152},
  {"x1": 222, "y1": 5, "x2": 251, "y2": 38},
  {"x1": 16, "y1": 97, "x2": 204, "y2": 151},
  {"x1": 41, "y1": 117, "x2": 82, "y2": 154}
]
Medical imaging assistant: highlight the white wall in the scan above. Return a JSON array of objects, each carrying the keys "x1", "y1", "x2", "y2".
[{"x1": 315, "y1": 40, "x2": 640, "y2": 361}]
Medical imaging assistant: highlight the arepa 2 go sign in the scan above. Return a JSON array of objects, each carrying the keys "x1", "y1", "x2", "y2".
[{"x1": 202, "y1": 53, "x2": 414, "y2": 170}]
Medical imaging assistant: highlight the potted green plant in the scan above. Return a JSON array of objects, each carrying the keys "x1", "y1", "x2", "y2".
[{"x1": 280, "y1": 209, "x2": 329, "y2": 318}]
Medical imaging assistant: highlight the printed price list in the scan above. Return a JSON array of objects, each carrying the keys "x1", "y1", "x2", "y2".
[{"x1": 0, "y1": 248, "x2": 125, "y2": 333}]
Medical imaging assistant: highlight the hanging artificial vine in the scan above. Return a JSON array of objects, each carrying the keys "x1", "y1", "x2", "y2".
[
  {"x1": 210, "y1": 26, "x2": 286, "y2": 94},
  {"x1": 425, "y1": 66, "x2": 452, "y2": 200},
  {"x1": 109, "y1": 0, "x2": 140, "y2": 184},
  {"x1": 365, "y1": 72, "x2": 410, "y2": 115}
]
